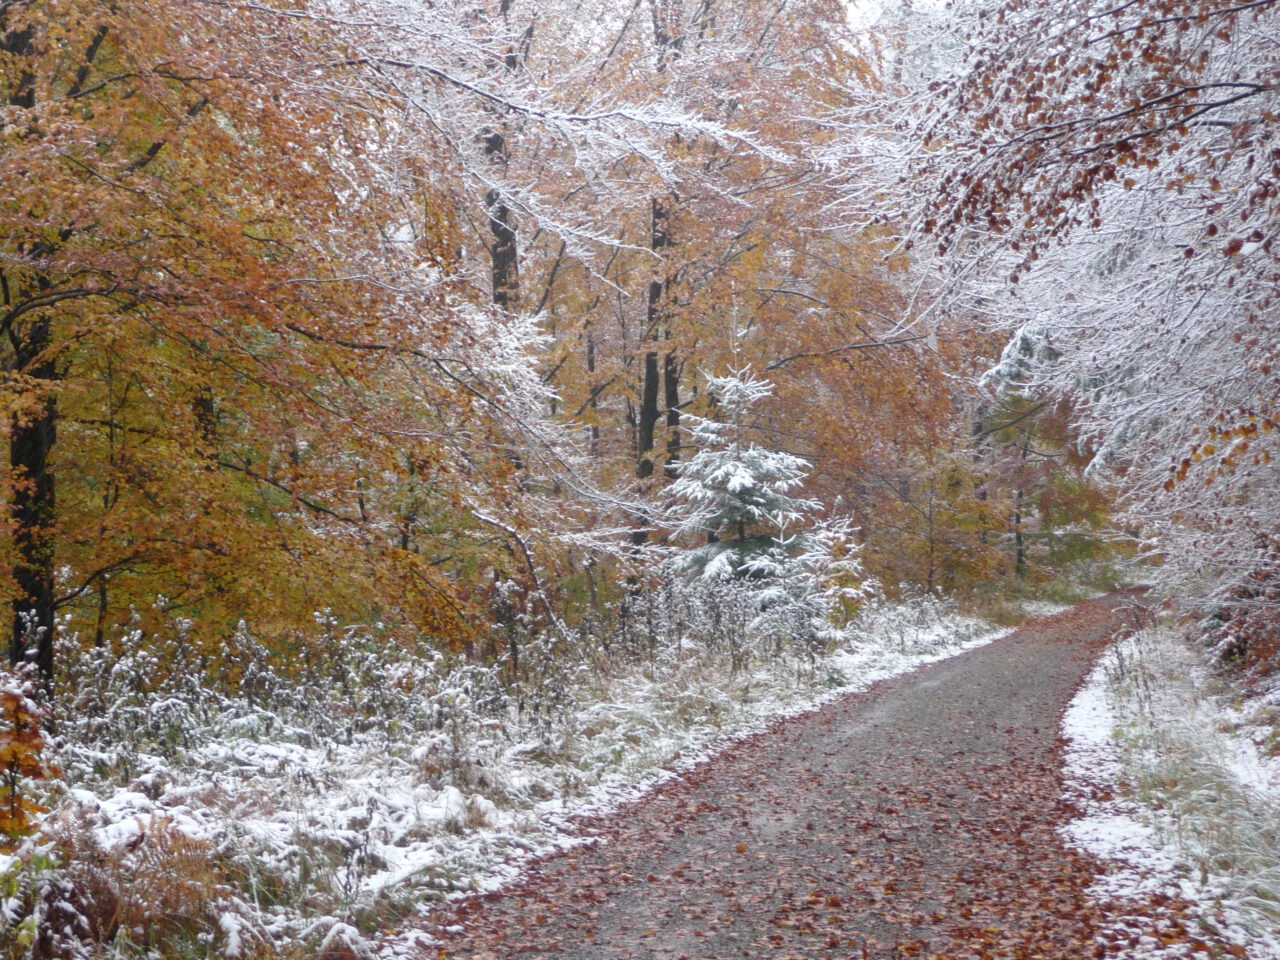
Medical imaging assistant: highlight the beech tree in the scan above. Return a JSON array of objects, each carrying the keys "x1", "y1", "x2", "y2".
[
  {"x1": 910, "y1": 0, "x2": 1280, "y2": 634},
  {"x1": 0, "y1": 0, "x2": 557, "y2": 682}
]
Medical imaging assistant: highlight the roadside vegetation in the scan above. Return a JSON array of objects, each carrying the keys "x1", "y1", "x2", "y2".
[
  {"x1": 1066, "y1": 615, "x2": 1280, "y2": 957},
  {"x1": 2, "y1": 591, "x2": 1009, "y2": 959}
]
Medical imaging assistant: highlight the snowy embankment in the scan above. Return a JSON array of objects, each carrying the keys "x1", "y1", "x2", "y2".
[
  {"x1": 2, "y1": 596, "x2": 1008, "y2": 959},
  {"x1": 1062, "y1": 624, "x2": 1280, "y2": 958}
]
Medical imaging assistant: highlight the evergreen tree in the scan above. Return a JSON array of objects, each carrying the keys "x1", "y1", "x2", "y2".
[
  {"x1": 663, "y1": 367, "x2": 868, "y2": 641},
  {"x1": 667, "y1": 368, "x2": 821, "y2": 583}
]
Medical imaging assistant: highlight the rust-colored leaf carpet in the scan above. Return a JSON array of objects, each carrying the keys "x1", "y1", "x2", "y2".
[{"x1": 402, "y1": 595, "x2": 1217, "y2": 959}]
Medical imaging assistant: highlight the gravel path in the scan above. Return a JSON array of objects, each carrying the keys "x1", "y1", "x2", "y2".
[{"x1": 406, "y1": 594, "x2": 1191, "y2": 959}]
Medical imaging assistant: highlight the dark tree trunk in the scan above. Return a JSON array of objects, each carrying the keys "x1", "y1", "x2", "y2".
[
  {"x1": 3, "y1": 0, "x2": 68, "y2": 691},
  {"x1": 9, "y1": 316, "x2": 57, "y2": 686},
  {"x1": 2, "y1": 16, "x2": 123, "y2": 690},
  {"x1": 636, "y1": 349, "x2": 661, "y2": 482},
  {"x1": 632, "y1": 345, "x2": 662, "y2": 548},
  {"x1": 632, "y1": 4, "x2": 711, "y2": 538},
  {"x1": 1013, "y1": 488, "x2": 1026, "y2": 578},
  {"x1": 484, "y1": 130, "x2": 519, "y2": 313},
  {"x1": 483, "y1": 10, "x2": 532, "y2": 314},
  {"x1": 1014, "y1": 434, "x2": 1031, "y2": 578},
  {"x1": 192, "y1": 384, "x2": 218, "y2": 455},
  {"x1": 663, "y1": 348, "x2": 681, "y2": 478},
  {"x1": 636, "y1": 197, "x2": 673, "y2": 484},
  {"x1": 586, "y1": 331, "x2": 600, "y2": 457},
  {"x1": 94, "y1": 579, "x2": 108, "y2": 649}
]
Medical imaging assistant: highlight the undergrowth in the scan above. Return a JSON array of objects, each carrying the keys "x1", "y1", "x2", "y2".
[
  {"x1": 0, "y1": 587, "x2": 998, "y2": 959},
  {"x1": 1104, "y1": 622, "x2": 1280, "y2": 945},
  {"x1": 966, "y1": 558, "x2": 1134, "y2": 627}
]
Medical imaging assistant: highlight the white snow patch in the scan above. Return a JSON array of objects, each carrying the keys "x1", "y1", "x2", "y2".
[
  {"x1": 1061, "y1": 631, "x2": 1280, "y2": 958},
  {"x1": 33, "y1": 597, "x2": 1014, "y2": 960},
  {"x1": 1020, "y1": 600, "x2": 1075, "y2": 619}
]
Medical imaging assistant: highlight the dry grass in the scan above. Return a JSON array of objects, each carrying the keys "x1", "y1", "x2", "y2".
[
  {"x1": 1108, "y1": 625, "x2": 1280, "y2": 942},
  {"x1": 15, "y1": 811, "x2": 278, "y2": 959}
]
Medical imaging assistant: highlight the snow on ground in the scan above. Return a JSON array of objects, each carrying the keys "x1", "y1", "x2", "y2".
[
  {"x1": 1061, "y1": 625, "x2": 1280, "y2": 958},
  {"x1": 374, "y1": 604, "x2": 1012, "y2": 956},
  {"x1": 19, "y1": 598, "x2": 1009, "y2": 959},
  {"x1": 1019, "y1": 600, "x2": 1075, "y2": 619}
]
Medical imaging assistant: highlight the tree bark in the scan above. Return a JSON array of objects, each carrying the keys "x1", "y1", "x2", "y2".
[
  {"x1": 636, "y1": 196, "x2": 673, "y2": 484},
  {"x1": 9, "y1": 314, "x2": 57, "y2": 686},
  {"x1": 484, "y1": 129, "x2": 519, "y2": 313},
  {"x1": 484, "y1": 8, "x2": 532, "y2": 314},
  {"x1": 637, "y1": 349, "x2": 661, "y2": 482},
  {"x1": 1014, "y1": 433, "x2": 1031, "y2": 578},
  {"x1": 663, "y1": 348, "x2": 682, "y2": 478},
  {"x1": 1013, "y1": 488, "x2": 1026, "y2": 578},
  {"x1": 586, "y1": 331, "x2": 600, "y2": 457},
  {"x1": 1, "y1": 13, "x2": 86, "y2": 688}
]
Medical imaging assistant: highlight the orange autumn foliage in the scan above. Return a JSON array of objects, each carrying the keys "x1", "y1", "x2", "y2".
[
  {"x1": 0, "y1": 0, "x2": 535, "y2": 670},
  {"x1": 0, "y1": 670, "x2": 56, "y2": 850}
]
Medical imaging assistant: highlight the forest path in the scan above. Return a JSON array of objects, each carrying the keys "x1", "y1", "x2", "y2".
[{"x1": 407, "y1": 594, "x2": 1190, "y2": 959}]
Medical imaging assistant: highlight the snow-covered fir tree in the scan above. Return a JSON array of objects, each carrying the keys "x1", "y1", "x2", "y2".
[
  {"x1": 667, "y1": 368, "x2": 819, "y2": 581},
  {"x1": 666, "y1": 368, "x2": 868, "y2": 640}
]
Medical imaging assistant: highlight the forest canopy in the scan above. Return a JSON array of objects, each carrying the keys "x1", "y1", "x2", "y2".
[
  {"x1": 1, "y1": 0, "x2": 1269, "y2": 708},
  {"x1": 2, "y1": 2, "x2": 1278, "y2": 957},
  {"x1": 0, "y1": 0, "x2": 1114, "y2": 690}
]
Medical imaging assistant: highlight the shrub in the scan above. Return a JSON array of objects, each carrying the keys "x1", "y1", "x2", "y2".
[{"x1": 0, "y1": 667, "x2": 57, "y2": 852}]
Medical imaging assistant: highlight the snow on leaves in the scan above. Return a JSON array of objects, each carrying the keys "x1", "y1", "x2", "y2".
[{"x1": 909, "y1": 0, "x2": 1280, "y2": 624}]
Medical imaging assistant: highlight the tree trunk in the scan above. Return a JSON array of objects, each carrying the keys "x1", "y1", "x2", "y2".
[
  {"x1": 1013, "y1": 488, "x2": 1026, "y2": 578},
  {"x1": 663, "y1": 348, "x2": 681, "y2": 478},
  {"x1": 636, "y1": 197, "x2": 673, "y2": 483},
  {"x1": 2, "y1": 0, "x2": 87, "y2": 690},
  {"x1": 484, "y1": 8, "x2": 532, "y2": 314},
  {"x1": 586, "y1": 331, "x2": 600, "y2": 457},
  {"x1": 1014, "y1": 434, "x2": 1031, "y2": 578},
  {"x1": 636, "y1": 348, "x2": 661, "y2": 482},
  {"x1": 192, "y1": 383, "x2": 218, "y2": 457},
  {"x1": 9, "y1": 315, "x2": 57, "y2": 687},
  {"x1": 484, "y1": 129, "x2": 519, "y2": 313}
]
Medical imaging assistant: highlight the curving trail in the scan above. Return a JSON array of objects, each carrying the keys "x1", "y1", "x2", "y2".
[{"x1": 404, "y1": 594, "x2": 1201, "y2": 959}]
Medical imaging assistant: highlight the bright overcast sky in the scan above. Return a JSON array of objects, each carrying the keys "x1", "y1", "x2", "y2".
[{"x1": 846, "y1": 0, "x2": 884, "y2": 28}]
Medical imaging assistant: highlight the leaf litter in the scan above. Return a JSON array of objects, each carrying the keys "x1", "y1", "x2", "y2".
[{"x1": 399, "y1": 593, "x2": 1248, "y2": 959}]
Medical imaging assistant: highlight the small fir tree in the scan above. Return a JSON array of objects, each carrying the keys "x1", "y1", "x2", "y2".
[
  {"x1": 666, "y1": 368, "x2": 821, "y2": 583},
  {"x1": 665, "y1": 367, "x2": 870, "y2": 645}
]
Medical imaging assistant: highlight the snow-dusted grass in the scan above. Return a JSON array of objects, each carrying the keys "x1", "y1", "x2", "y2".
[
  {"x1": 1062, "y1": 619, "x2": 1280, "y2": 957},
  {"x1": 1, "y1": 593, "x2": 1006, "y2": 959}
]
